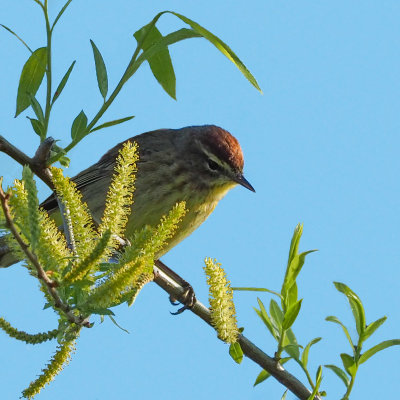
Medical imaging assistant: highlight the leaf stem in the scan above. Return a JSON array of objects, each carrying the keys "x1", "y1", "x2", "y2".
[
  {"x1": 342, "y1": 375, "x2": 355, "y2": 400},
  {"x1": 42, "y1": 0, "x2": 53, "y2": 140}
]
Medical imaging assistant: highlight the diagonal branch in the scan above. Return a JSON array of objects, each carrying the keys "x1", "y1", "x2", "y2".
[{"x1": 153, "y1": 262, "x2": 321, "y2": 400}]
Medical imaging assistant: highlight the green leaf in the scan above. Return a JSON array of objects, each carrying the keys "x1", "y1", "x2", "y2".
[
  {"x1": 88, "y1": 308, "x2": 115, "y2": 316},
  {"x1": 27, "y1": 117, "x2": 44, "y2": 137},
  {"x1": 359, "y1": 339, "x2": 400, "y2": 364},
  {"x1": 325, "y1": 315, "x2": 354, "y2": 347},
  {"x1": 71, "y1": 110, "x2": 88, "y2": 142},
  {"x1": 232, "y1": 286, "x2": 283, "y2": 299},
  {"x1": 134, "y1": 25, "x2": 176, "y2": 99},
  {"x1": 229, "y1": 342, "x2": 244, "y2": 364},
  {"x1": 58, "y1": 156, "x2": 70, "y2": 167},
  {"x1": 51, "y1": 0, "x2": 73, "y2": 31},
  {"x1": 254, "y1": 369, "x2": 270, "y2": 386},
  {"x1": 282, "y1": 299, "x2": 302, "y2": 330},
  {"x1": 90, "y1": 115, "x2": 135, "y2": 133},
  {"x1": 270, "y1": 299, "x2": 284, "y2": 329},
  {"x1": 127, "y1": 12, "x2": 260, "y2": 92},
  {"x1": 169, "y1": 11, "x2": 261, "y2": 92},
  {"x1": 288, "y1": 223, "x2": 303, "y2": 264},
  {"x1": 90, "y1": 40, "x2": 108, "y2": 99},
  {"x1": 361, "y1": 316, "x2": 387, "y2": 343},
  {"x1": 15, "y1": 47, "x2": 47, "y2": 117},
  {"x1": 284, "y1": 328, "x2": 300, "y2": 359},
  {"x1": 255, "y1": 299, "x2": 279, "y2": 340},
  {"x1": 324, "y1": 364, "x2": 349, "y2": 388},
  {"x1": 52, "y1": 60, "x2": 76, "y2": 104},
  {"x1": 108, "y1": 315, "x2": 130, "y2": 334},
  {"x1": 0, "y1": 24, "x2": 32, "y2": 53},
  {"x1": 281, "y1": 224, "x2": 317, "y2": 307},
  {"x1": 307, "y1": 366, "x2": 323, "y2": 400},
  {"x1": 253, "y1": 358, "x2": 291, "y2": 387},
  {"x1": 334, "y1": 282, "x2": 366, "y2": 336},
  {"x1": 281, "y1": 390, "x2": 288, "y2": 400},
  {"x1": 282, "y1": 343, "x2": 303, "y2": 356},
  {"x1": 340, "y1": 353, "x2": 356, "y2": 377},
  {"x1": 301, "y1": 337, "x2": 322, "y2": 368},
  {"x1": 28, "y1": 94, "x2": 44, "y2": 123}
]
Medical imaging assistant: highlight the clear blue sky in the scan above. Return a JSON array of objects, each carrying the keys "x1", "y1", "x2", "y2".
[{"x1": 1, "y1": 1, "x2": 400, "y2": 399}]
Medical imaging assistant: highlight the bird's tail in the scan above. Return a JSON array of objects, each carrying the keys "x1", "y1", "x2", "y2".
[{"x1": 0, "y1": 235, "x2": 20, "y2": 268}]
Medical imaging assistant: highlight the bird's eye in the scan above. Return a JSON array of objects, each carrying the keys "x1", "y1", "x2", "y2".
[{"x1": 208, "y1": 159, "x2": 220, "y2": 171}]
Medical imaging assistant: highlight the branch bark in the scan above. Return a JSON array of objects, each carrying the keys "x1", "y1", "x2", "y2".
[
  {"x1": 0, "y1": 135, "x2": 54, "y2": 188},
  {"x1": 153, "y1": 264, "x2": 321, "y2": 400}
]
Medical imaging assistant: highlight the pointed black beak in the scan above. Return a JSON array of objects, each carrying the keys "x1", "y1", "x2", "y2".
[{"x1": 235, "y1": 174, "x2": 255, "y2": 192}]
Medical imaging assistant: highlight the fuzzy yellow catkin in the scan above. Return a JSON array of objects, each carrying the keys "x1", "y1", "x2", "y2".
[{"x1": 204, "y1": 258, "x2": 239, "y2": 344}]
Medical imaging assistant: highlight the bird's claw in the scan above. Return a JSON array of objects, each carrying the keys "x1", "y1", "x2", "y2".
[{"x1": 170, "y1": 283, "x2": 196, "y2": 315}]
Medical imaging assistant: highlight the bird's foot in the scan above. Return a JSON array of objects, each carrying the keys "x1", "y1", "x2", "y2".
[{"x1": 170, "y1": 282, "x2": 197, "y2": 315}]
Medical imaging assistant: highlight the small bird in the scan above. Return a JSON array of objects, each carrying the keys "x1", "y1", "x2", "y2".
[{"x1": 0, "y1": 125, "x2": 254, "y2": 267}]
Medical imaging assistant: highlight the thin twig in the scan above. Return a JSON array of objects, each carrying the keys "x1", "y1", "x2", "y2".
[
  {"x1": 0, "y1": 135, "x2": 54, "y2": 188},
  {"x1": 153, "y1": 264, "x2": 321, "y2": 400},
  {"x1": 0, "y1": 182, "x2": 90, "y2": 328}
]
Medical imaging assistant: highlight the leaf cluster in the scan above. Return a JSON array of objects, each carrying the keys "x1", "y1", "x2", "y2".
[
  {"x1": 234, "y1": 224, "x2": 400, "y2": 400},
  {"x1": 0, "y1": 142, "x2": 186, "y2": 398}
]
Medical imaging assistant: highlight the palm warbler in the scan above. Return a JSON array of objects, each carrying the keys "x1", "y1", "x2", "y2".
[{"x1": 0, "y1": 125, "x2": 254, "y2": 267}]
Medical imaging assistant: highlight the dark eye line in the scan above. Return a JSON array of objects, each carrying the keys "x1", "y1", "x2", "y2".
[{"x1": 207, "y1": 159, "x2": 220, "y2": 171}]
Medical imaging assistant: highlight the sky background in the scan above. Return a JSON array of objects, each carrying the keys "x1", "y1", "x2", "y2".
[{"x1": 1, "y1": 1, "x2": 400, "y2": 399}]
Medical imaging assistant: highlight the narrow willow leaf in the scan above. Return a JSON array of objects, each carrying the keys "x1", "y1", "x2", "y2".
[
  {"x1": 281, "y1": 224, "x2": 317, "y2": 305},
  {"x1": 0, "y1": 24, "x2": 32, "y2": 53},
  {"x1": 281, "y1": 390, "x2": 288, "y2": 400},
  {"x1": 232, "y1": 286, "x2": 282, "y2": 299},
  {"x1": 282, "y1": 344, "x2": 303, "y2": 356},
  {"x1": 306, "y1": 366, "x2": 323, "y2": 400},
  {"x1": 270, "y1": 299, "x2": 284, "y2": 331},
  {"x1": 301, "y1": 337, "x2": 322, "y2": 368},
  {"x1": 254, "y1": 306, "x2": 279, "y2": 340},
  {"x1": 90, "y1": 115, "x2": 135, "y2": 133},
  {"x1": 108, "y1": 315, "x2": 130, "y2": 334},
  {"x1": 90, "y1": 40, "x2": 108, "y2": 99},
  {"x1": 88, "y1": 308, "x2": 115, "y2": 316},
  {"x1": 359, "y1": 339, "x2": 400, "y2": 364},
  {"x1": 282, "y1": 299, "x2": 302, "y2": 330},
  {"x1": 324, "y1": 364, "x2": 349, "y2": 388},
  {"x1": 134, "y1": 25, "x2": 176, "y2": 99},
  {"x1": 28, "y1": 94, "x2": 44, "y2": 123},
  {"x1": 334, "y1": 282, "x2": 366, "y2": 336},
  {"x1": 340, "y1": 353, "x2": 356, "y2": 377},
  {"x1": 70, "y1": 110, "x2": 88, "y2": 142},
  {"x1": 51, "y1": 0, "x2": 73, "y2": 31},
  {"x1": 229, "y1": 342, "x2": 243, "y2": 364},
  {"x1": 129, "y1": 28, "x2": 202, "y2": 81},
  {"x1": 282, "y1": 250, "x2": 316, "y2": 301},
  {"x1": 52, "y1": 60, "x2": 76, "y2": 104},
  {"x1": 253, "y1": 358, "x2": 291, "y2": 386},
  {"x1": 361, "y1": 316, "x2": 387, "y2": 343},
  {"x1": 284, "y1": 328, "x2": 300, "y2": 359},
  {"x1": 325, "y1": 315, "x2": 354, "y2": 347},
  {"x1": 288, "y1": 223, "x2": 303, "y2": 265},
  {"x1": 169, "y1": 11, "x2": 261, "y2": 92},
  {"x1": 285, "y1": 281, "x2": 298, "y2": 311},
  {"x1": 27, "y1": 117, "x2": 44, "y2": 137},
  {"x1": 254, "y1": 369, "x2": 270, "y2": 386},
  {"x1": 15, "y1": 47, "x2": 47, "y2": 116}
]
